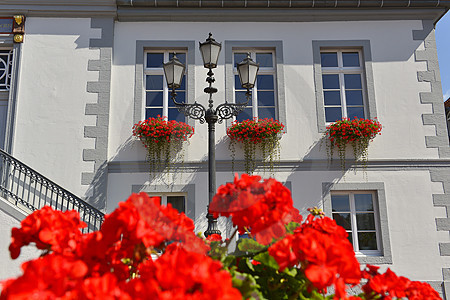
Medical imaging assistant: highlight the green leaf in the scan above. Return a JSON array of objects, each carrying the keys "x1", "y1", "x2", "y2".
[
  {"x1": 231, "y1": 270, "x2": 266, "y2": 300},
  {"x1": 285, "y1": 222, "x2": 301, "y2": 234},
  {"x1": 253, "y1": 252, "x2": 280, "y2": 270},
  {"x1": 283, "y1": 267, "x2": 297, "y2": 277},
  {"x1": 238, "y1": 238, "x2": 267, "y2": 253}
]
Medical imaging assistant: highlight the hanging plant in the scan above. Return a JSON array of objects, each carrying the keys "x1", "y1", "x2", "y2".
[
  {"x1": 132, "y1": 116, "x2": 194, "y2": 175},
  {"x1": 227, "y1": 118, "x2": 285, "y2": 175},
  {"x1": 325, "y1": 117, "x2": 382, "y2": 173}
]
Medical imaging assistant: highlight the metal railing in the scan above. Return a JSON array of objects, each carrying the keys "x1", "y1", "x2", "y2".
[{"x1": 0, "y1": 148, "x2": 104, "y2": 232}]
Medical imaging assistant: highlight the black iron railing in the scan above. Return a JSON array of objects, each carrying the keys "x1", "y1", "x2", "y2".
[{"x1": 0, "y1": 148, "x2": 104, "y2": 232}]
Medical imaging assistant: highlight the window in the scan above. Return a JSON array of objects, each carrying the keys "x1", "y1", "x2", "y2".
[
  {"x1": 313, "y1": 40, "x2": 377, "y2": 132},
  {"x1": 0, "y1": 48, "x2": 14, "y2": 151},
  {"x1": 320, "y1": 50, "x2": 366, "y2": 123},
  {"x1": 233, "y1": 51, "x2": 277, "y2": 121},
  {"x1": 144, "y1": 51, "x2": 186, "y2": 122},
  {"x1": 132, "y1": 183, "x2": 195, "y2": 220},
  {"x1": 322, "y1": 182, "x2": 392, "y2": 264},
  {"x1": 224, "y1": 41, "x2": 286, "y2": 128},
  {"x1": 331, "y1": 191, "x2": 380, "y2": 254},
  {"x1": 0, "y1": 49, "x2": 13, "y2": 91},
  {"x1": 147, "y1": 193, "x2": 186, "y2": 214}
]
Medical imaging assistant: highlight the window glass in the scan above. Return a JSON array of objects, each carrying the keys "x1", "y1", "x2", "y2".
[
  {"x1": 324, "y1": 91, "x2": 341, "y2": 106},
  {"x1": 331, "y1": 192, "x2": 379, "y2": 252},
  {"x1": 331, "y1": 194, "x2": 350, "y2": 211},
  {"x1": 145, "y1": 51, "x2": 186, "y2": 121},
  {"x1": 256, "y1": 53, "x2": 273, "y2": 68},
  {"x1": 325, "y1": 107, "x2": 342, "y2": 123},
  {"x1": 233, "y1": 50, "x2": 276, "y2": 121},
  {"x1": 344, "y1": 74, "x2": 362, "y2": 89},
  {"x1": 234, "y1": 53, "x2": 247, "y2": 68},
  {"x1": 320, "y1": 50, "x2": 366, "y2": 122},
  {"x1": 321, "y1": 52, "x2": 338, "y2": 67},
  {"x1": 167, "y1": 196, "x2": 186, "y2": 214},
  {"x1": 322, "y1": 74, "x2": 340, "y2": 89},
  {"x1": 146, "y1": 92, "x2": 163, "y2": 106},
  {"x1": 345, "y1": 90, "x2": 364, "y2": 105},
  {"x1": 342, "y1": 52, "x2": 360, "y2": 67},
  {"x1": 346, "y1": 107, "x2": 364, "y2": 119},
  {"x1": 147, "y1": 53, "x2": 164, "y2": 68}
]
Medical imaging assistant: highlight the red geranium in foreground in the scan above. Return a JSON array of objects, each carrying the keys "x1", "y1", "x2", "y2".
[{"x1": 1, "y1": 175, "x2": 441, "y2": 300}]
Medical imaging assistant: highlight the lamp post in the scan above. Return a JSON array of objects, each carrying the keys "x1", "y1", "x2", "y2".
[{"x1": 163, "y1": 33, "x2": 259, "y2": 237}]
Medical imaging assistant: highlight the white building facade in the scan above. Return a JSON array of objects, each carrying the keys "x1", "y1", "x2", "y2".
[{"x1": 0, "y1": 0, "x2": 450, "y2": 297}]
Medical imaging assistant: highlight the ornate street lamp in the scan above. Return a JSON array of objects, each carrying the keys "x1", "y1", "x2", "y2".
[{"x1": 163, "y1": 33, "x2": 259, "y2": 237}]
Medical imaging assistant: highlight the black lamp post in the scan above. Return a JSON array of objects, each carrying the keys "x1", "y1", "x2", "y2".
[{"x1": 163, "y1": 33, "x2": 259, "y2": 237}]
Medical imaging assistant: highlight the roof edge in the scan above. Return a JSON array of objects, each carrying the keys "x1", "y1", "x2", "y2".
[{"x1": 117, "y1": 0, "x2": 450, "y2": 9}]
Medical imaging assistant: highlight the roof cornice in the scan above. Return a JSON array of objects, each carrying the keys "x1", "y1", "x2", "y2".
[
  {"x1": 0, "y1": 0, "x2": 116, "y2": 18},
  {"x1": 117, "y1": 0, "x2": 450, "y2": 9}
]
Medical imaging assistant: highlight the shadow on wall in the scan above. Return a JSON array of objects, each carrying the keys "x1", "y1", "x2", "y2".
[
  {"x1": 285, "y1": 134, "x2": 346, "y2": 214},
  {"x1": 84, "y1": 161, "x2": 108, "y2": 211}
]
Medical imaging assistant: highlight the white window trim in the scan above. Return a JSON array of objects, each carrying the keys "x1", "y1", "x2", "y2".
[
  {"x1": 143, "y1": 50, "x2": 187, "y2": 120},
  {"x1": 224, "y1": 41, "x2": 287, "y2": 131},
  {"x1": 133, "y1": 40, "x2": 195, "y2": 127},
  {"x1": 322, "y1": 182, "x2": 392, "y2": 264},
  {"x1": 331, "y1": 190, "x2": 382, "y2": 256},
  {"x1": 320, "y1": 49, "x2": 368, "y2": 123},
  {"x1": 232, "y1": 50, "x2": 277, "y2": 121},
  {"x1": 313, "y1": 40, "x2": 377, "y2": 133},
  {"x1": 145, "y1": 192, "x2": 187, "y2": 213}
]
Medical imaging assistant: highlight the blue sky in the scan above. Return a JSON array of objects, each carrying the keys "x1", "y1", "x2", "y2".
[{"x1": 436, "y1": 11, "x2": 450, "y2": 101}]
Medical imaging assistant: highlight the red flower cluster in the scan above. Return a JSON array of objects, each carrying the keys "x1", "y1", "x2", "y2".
[
  {"x1": 132, "y1": 115, "x2": 194, "y2": 145},
  {"x1": 9, "y1": 207, "x2": 86, "y2": 259},
  {"x1": 361, "y1": 265, "x2": 441, "y2": 300},
  {"x1": 1, "y1": 193, "x2": 236, "y2": 300},
  {"x1": 326, "y1": 117, "x2": 382, "y2": 147},
  {"x1": 209, "y1": 174, "x2": 300, "y2": 244},
  {"x1": 227, "y1": 118, "x2": 284, "y2": 144},
  {"x1": 268, "y1": 214, "x2": 361, "y2": 299}
]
